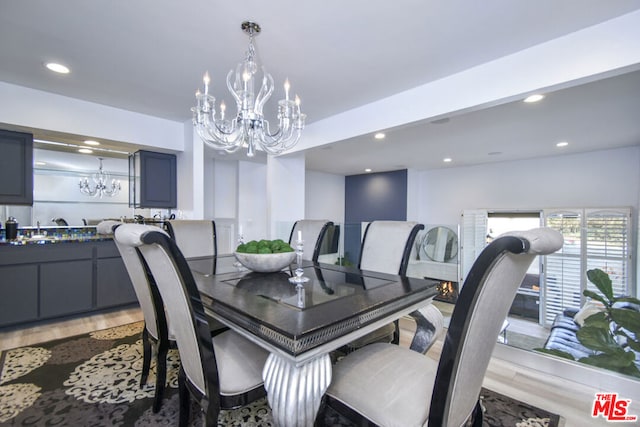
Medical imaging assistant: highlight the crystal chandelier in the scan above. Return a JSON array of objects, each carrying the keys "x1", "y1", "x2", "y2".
[
  {"x1": 78, "y1": 157, "x2": 121, "y2": 198},
  {"x1": 192, "y1": 21, "x2": 306, "y2": 157}
]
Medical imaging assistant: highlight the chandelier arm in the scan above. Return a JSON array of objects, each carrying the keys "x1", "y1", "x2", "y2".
[
  {"x1": 226, "y1": 69, "x2": 244, "y2": 109},
  {"x1": 196, "y1": 123, "x2": 243, "y2": 151},
  {"x1": 254, "y1": 70, "x2": 274, "y2": 116}
]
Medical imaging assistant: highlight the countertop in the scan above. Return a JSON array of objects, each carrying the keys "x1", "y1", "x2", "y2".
[{"x1": 0, "y1": 225, "x2": 111, "y2": 246}]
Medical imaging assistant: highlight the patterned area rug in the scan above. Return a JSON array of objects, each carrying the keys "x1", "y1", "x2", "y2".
[{"x1": 0, "y1": 322, "x2": 561, "y2": 426}]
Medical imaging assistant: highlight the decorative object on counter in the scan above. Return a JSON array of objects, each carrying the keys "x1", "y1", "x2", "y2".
[
  {"x1": 192, "y1": 21, "x2": 306, "y2": 157},
  {"x1": 234, "y1": 239, "x2": 295, "y2": 273},
  {"x1": 52, "y1": 217, "x2": 69, "y2": 226},
  {"x1": 0, "y1": 226, "x2": 106, "y2": 245},
  {"x1": 5, "y1": 216, "x2": 18, "y2": 240},
  {"x1": 79, "y1": 157, "x2": 121, "y2": 198},
  {"x1": 289, "y1": 231, "x2": 310, "y2": 285}
]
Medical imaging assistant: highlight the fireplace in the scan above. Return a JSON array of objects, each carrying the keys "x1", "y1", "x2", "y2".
[{"x1": 434, "y1": 280, "x2": 459, "y2": 304}]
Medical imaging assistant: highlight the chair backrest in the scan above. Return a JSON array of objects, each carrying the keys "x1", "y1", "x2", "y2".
[
  {"x1": 429, "y1": 227, "x2": 563, "y2": 427},
  {"x1": 358, "y1": 221, "x2": 424, "y2": 275},
  {"x1": 166, "y1": 220, "x2": 217, "y2": 273},
  {"x1": 97, "y1": 220, "x2": 166, "y2": 342},
  {"x1": 114, "y1": 224, "x2": 218, "y2": 397},
  {"x1": 288, "y1": 219, "x2": 333, "y2": 262}
]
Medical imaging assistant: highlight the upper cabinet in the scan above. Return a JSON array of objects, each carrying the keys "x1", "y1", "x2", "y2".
[
  {"x1": 0, "y1": 129, "x2": 33, "y2": 205},
  {"x1": 129, "y1": 150, "x2": 177, "y2": 208}
]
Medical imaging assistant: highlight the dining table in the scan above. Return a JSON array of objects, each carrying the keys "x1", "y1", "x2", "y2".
[{"x1": 188, "y1": 257, "x2": 439, "y2": 427}]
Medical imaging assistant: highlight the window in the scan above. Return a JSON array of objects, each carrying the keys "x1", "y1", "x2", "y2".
[
  {"x1": 462, "y1": 208, "x2": 633, "y2": 327},
  {"x1": 543, "y1": 208, "x2": 631, "y2": 325}
]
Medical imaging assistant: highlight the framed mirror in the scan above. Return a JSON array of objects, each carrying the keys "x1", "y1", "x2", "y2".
[{"x1": 421, "y1": 226, "x2": 458, "y2": 262}]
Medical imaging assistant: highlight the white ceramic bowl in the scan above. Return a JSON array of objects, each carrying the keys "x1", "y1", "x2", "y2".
[{"x1": 234, "y1": 251, "x2": 296, "y2": 273}]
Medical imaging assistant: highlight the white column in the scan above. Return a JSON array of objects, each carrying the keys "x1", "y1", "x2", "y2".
[
  {"x1": 267, "y1": 153, "x2": 306, "y2": 240},
  {"x1": 176, "y1": 122, "x2": 204, "y2": 219},
  {"x1": 237, "y1": 160, "x2": 267, "y2": 242}
]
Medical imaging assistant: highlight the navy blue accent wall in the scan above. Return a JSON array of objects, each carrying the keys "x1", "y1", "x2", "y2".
[{"x1": 344, "y1": 170, "x2": 407, "y2": 265}]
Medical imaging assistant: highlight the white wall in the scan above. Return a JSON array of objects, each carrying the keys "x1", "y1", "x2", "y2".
[
  {"x1": 213, "y1": 159, "x2": 237, "y2": 219},
  {"x1": 0, "y1": 82, "x2": 183, "y2": 151},
  {"x1": 305, "y1": 170, "x2": 345, "y2": 224},
  {"x1": 267, "y1": 154, "x2": 306, "y2": 239},
  {"x1": 237, "y1": 161, "x2": 267, "y2": 243},
  {"x1": 418, "y1": 146, "x2": 640, "y2": 226}
]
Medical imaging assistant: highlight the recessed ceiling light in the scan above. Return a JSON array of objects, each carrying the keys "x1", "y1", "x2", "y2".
[
  {"x1": 443, "y1": 158, "x2": 452, "y2": 163},
  {"x1": 45, "y1": 62, "x2": 70, "y2": 74},
  {"x1": 374, "y1": 133, "x2": 385, "y2": 140},
  {"x1": 78, "y1": 148, "x2": 93, "y2": 154},
  {"x1": 365, "y1": 168, "x2": 372, "y2": 172},
  {"x1": 556, "y1": 141, "x2": 569, "y2": 147},
  {"x1": 524, "y1": 94, "x2": 544, "y2": 103},
  {"x1": 84, "y1": 140, "x2": 100, "y2": 146}
]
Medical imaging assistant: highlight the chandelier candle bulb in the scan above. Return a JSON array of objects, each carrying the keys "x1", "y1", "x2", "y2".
[
  {"x1": 284, "y1": 79, "x2": 290, "y2": 101},
  {"x1": 298, "y1": 230, "x2": 302, "y2": 241},
  {"x1": 203, "y1": 72, "x2": 210, "y2": 95}
]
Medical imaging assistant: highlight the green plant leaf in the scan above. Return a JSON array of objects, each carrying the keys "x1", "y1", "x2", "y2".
[
  {"x1": 614, "y1": 296, "x2": 640, "y2": 305},
  {"x1": 579, "y1": 350, "x2": 637, "y2": 369},
  {"x1": 610, "y1": 308, "x2": 640, "y2": 335},
  {"x1": 577, "y1": 325, "x2": 618, "y2": 353},
  {"x1": 622, "y1": 334, "x2": 640, "y2": 353},
  {"x1": 619, "y1": 363, "x2": 640, "y2": 379},
  {"x1": 534, "y1": 348, "x2": 576, "y2": 361},
  {"x1": 582, "y1": 311, "x2": 610, "y2": 329},
  {"x1": 586, "y1": 268, "x2": 614, "y2": 302},
  {"x1": 582, "y1": 290, "x2": 608, "y2": 307}
]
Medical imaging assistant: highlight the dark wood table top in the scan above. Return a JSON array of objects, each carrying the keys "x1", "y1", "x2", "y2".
[{"x1": 191, "y1": 260, "x2": 438, "y2": 360}]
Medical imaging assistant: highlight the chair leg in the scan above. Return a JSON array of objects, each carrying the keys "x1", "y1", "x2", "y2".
[
  {"x1": 471, "y1": 399, "x2": 485, "y2": 427},
  {"x1": 391, "y1": 319, "x2": 400, "y2": 345},
  {"x1": 152, "y1": 340, "x2": 169, "y2": 413},
  {"x1": 178, "y1": 368, "x2": 190, "y2": 427},
  {"x1": 140, "y1": 328, "x2": 151, "y2": 388},
  {"x1": 204, "y1": 400, "x2": 220, "y2": 427}
]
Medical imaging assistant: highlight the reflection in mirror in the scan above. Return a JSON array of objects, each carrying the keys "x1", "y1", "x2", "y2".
[
  {"x1": 421, "y1": 226, "x2": 458, "y2": 262},
  {"x1": 0, "y1": 148, "x2": 157, "y2": 228}
]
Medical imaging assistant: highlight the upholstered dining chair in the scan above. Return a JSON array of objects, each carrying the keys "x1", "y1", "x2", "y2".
[
  {"x1": 114, "y1": 224, "x2": 270, "y2": 427},
  {"x1": 319, "y1": 227, "x2": 563, "y2": 427},
  {"x1": 345, "y1": 220, "x2": 427, "y2": 350},
  {"x1": 165, "y1": 219, "x2": 218, "y2": 276},
  {"x1": 288, "y1": 219, "x2": 334, "y2": 262},
  {"x1": 97, "y1": 220, "x2": 170, "y2": 412}
]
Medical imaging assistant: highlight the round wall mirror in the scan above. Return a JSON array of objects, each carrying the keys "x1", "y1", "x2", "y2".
[{"x1": 421, "y1": 226, "x2": 458, "y2": 262}]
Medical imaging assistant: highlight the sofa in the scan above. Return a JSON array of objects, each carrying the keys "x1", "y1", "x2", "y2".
[{"x1": 543, "y1": 300, "x2": 640, "y2": 366}]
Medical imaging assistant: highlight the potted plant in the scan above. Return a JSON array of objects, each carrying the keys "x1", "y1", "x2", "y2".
[{"x1": 541, "y1": 268, "x2": 640, "y2": 378}]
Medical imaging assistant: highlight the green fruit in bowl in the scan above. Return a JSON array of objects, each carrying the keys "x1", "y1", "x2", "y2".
[{"x1": 236, "y1": 239, "x2": 293, "y2": 253}]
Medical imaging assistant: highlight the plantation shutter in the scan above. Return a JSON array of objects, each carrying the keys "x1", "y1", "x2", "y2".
[
  {"x1": 461, "y1": 210, "x2": 488, "y2": 286},
  {"x1": 585, "y1": 209, "x2": 631, "y2": 298},
  {"x1": 543, "y1": 210, "x2": 583, "y2": 325},
  {"x1": 542, "y1": 207, "x2": 631, "y2": 326}
]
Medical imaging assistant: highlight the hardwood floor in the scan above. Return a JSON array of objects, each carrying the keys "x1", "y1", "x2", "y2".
[
  {"x1": 2, "y1": 307, "x2": 638, "y2": 426},
  {"x1": 0, "y1": 306, "x2": 143, "y2": 351}
]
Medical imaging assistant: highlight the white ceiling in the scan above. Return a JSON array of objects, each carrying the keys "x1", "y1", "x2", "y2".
[{"x1": 1, "y1": 1, "x2": 639, "y2": 175}]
